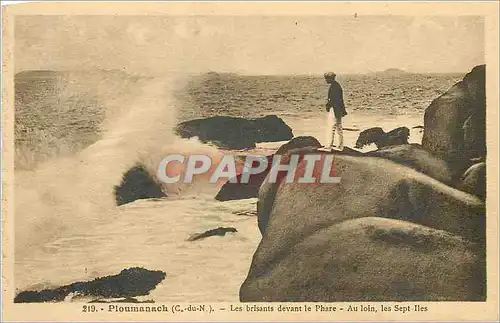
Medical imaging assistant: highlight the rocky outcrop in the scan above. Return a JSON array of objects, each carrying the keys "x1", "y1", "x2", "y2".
[
  {"x1": 176, "y1": 115, "x2": 293, "y2": 150},
  {"x1": 355, "y1": 127, "x2": 410, "y2": 149},
  {"x1": 14, "y1": 268, "x2": 166, "y2": 303},
  {"x1": 240, "y1": 147, "x2": 485, "y2": 302},
  {"x1": 422, "y1": 65, "x2": 486, "y2": 178},
  {"x1": 241, "y1": 217, "x2": 484, "y2": 302}
]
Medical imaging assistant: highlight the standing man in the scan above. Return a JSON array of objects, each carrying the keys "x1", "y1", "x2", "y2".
[{"x1": 324, "y1": 72, "x2": 347, "y2": 150}]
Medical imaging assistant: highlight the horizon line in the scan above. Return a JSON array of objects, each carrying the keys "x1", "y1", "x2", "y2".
[{"x1": 15, "y1": 67, "x2": 477, "y2": 78}]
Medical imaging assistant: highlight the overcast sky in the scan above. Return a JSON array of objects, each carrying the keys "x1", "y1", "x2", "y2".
[{"x1": 15, "y1": 15, "x2": 485, "y2": 75}]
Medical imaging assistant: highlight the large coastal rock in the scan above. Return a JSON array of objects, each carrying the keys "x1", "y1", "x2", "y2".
[
  {"x1": 176, "y1": 115, "x2": 293, "y2": 150},
  {"x1": 422, "y1": 65, "x2": 486, "y2": 177},
  {"x1": 240, "y1": 147, "x2": 485, "y2": 302},
  {"x1": 241, "y1": 217, "x2": 484, "y2": 302}
]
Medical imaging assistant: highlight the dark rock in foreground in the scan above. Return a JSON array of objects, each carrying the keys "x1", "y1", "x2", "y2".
[
  {"x1": 114, "y1": 164, "x2": 166, "y2": 206},
  {"x1": 14, "y1": 267, "x2": 166, "y2": 303},
  {"x1": 176, "y1": 115, "x2": 293, "y2": 150},
  {"x1": 422, "y1": 65, "x2": 486, "y2": 178},
  {"x1": 187, "y1": 227, "x2": 238, "y2": 241}
]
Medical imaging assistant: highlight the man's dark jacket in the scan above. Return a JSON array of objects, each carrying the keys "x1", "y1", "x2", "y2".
[{"x1": 326, "y1": 81, "x2": 347, "y2": 119}]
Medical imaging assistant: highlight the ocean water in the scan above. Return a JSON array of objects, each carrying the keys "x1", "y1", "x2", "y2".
[{"x1": 13, "y1": 70, "x2": 462, "y2": 301}]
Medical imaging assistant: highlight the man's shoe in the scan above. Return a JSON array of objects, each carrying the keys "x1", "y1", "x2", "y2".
[{"x1": 318, "y1": 146, "x2": 333, "y2": 152}]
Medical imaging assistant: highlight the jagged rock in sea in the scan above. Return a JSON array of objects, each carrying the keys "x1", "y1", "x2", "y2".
[
  {"x1": 175, "y1": 115, "x2": 293, "y2": 150},
  {"x1": 114, "y1": 163, "x2": 166, "y2": 206}
]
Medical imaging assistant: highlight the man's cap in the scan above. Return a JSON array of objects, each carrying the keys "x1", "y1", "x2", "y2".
[{"x1": 324, "y1": 72, "x2": 336, "y2": 78}]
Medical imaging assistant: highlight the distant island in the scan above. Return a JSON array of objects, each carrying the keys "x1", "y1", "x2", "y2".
[
  {"x1": 15, "y1": 70, "x2": 62, "y2": 79},
  {"x1": 382, "y1": 68, "x2": 409, "y2": 74},
  {"x1": 368, "y1": 68, "x2": 411, "y2": 77}
]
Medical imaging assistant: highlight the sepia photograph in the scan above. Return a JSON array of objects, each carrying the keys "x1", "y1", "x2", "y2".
[{"x1": 1, "y1": 1, "x2": 499, "y2": 322}]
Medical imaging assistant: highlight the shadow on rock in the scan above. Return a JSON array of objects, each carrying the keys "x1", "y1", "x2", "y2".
[
  {"x1": 114, "y1": 163, "x2": 166, "y2": 206},
  {"x1": 175, "y1": 115, "x2": 293, "y2": 150},
  {"x1": 215, "y1": 136, "x2": 322, "y2": 202},
  {"x1": 14, "y1": 267, "x2": 166, "y2": 303}
]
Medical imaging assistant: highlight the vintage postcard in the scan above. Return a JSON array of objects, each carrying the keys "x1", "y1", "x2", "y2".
[{"x1": 1, "y1": 1, "x2": 499, "y2": 322}]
